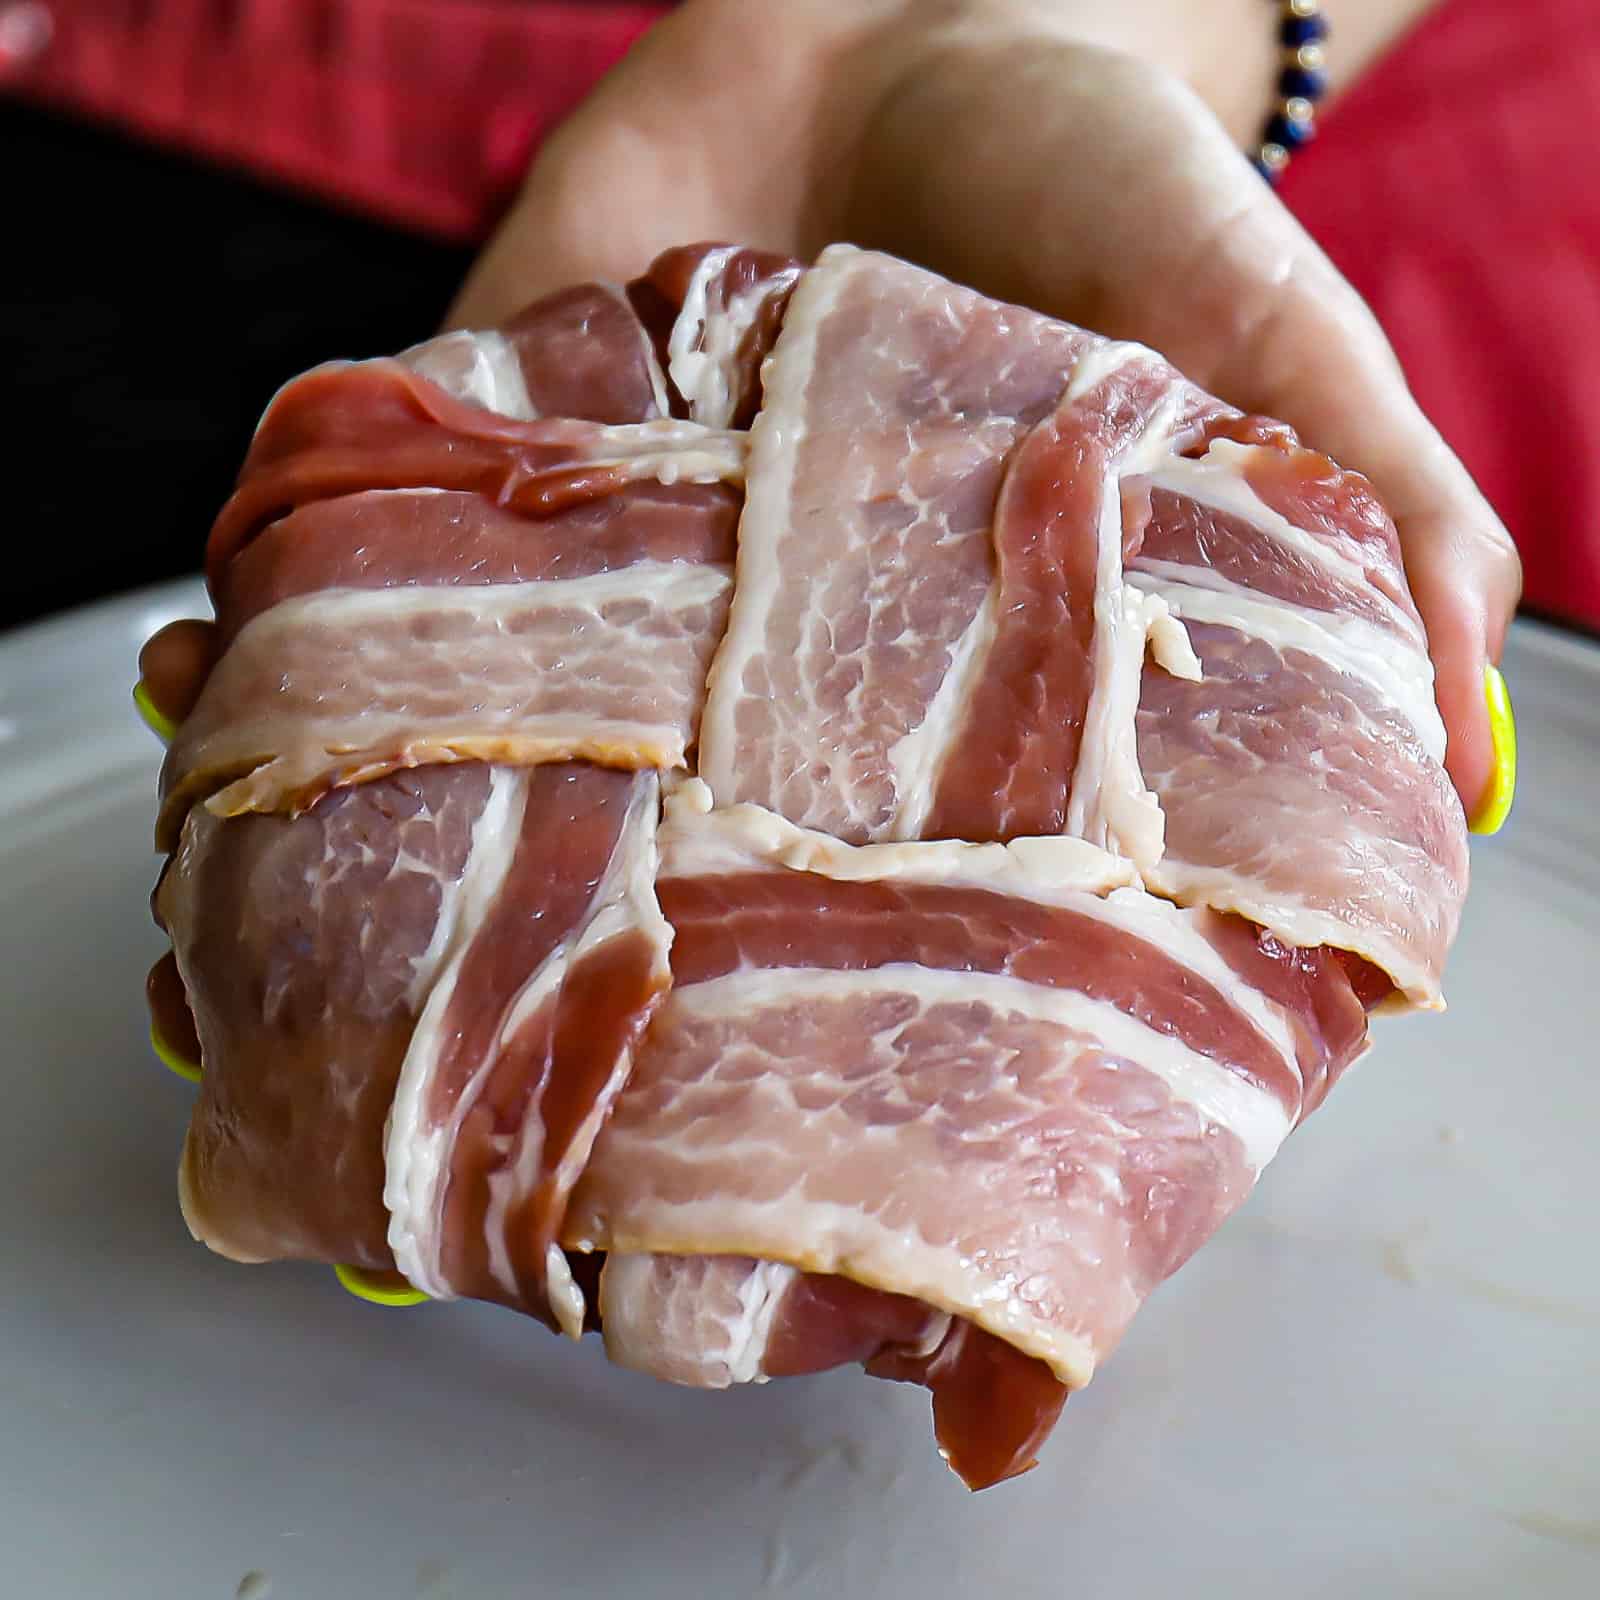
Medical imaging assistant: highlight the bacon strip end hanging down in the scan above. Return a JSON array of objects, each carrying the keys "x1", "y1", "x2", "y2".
[{"x1": 145, "y1": 242, "x2": 1468, "y2": 1490}]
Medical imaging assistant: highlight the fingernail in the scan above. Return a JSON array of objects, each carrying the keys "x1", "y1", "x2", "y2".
[
  {"x1": 334, "y1": 1264, "x2": 430, "y2": 1307},
  {"x1": 149, "y1": 1021, "x2": 203, "y2": 1083},
  {"x1": 1469, "y1": 664, "x2": 1516, "y2": 836},
  {"x1": 133, "y1": 680, "x2": 178, "y2": 745}
]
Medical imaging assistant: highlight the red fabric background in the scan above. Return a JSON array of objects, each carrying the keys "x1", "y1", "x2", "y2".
[
  {"x1": 1, "y1": 0, "x2": 661, "y2": 238},
  {"x1": 1280, "y1": 0, "x2": 1600, "y2": 628},
  {"x1": 5, "y1": 0, "x2": 1594, "y2": 624}
]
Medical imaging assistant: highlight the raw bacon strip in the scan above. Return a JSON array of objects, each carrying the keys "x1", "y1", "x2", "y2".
[
  {"x1": 1120, "y1": 418, "x2": 1465, "y2": 1002},
  {"x1": 598, "y1": 1249, "x2": 1049, "y2": 1489},
  {"x1": 499, "y1": 282, "x2": 673, "y2": 423},
  {"x1": 1199, "y1": 912, "x2": 1378, "y2": 1120},
  {"x1": 573, "y1": 799, "x2": 1374, "y2": 1486},
  {"x1": 158, "y1": 766, "x2": 499, "y2": 1267},
  {"x1": 653, "y1": 245, "x2": 802, "y2": 428},
  {"x1": 599, "y1": 1252, "x2": 944, "y2": 1387},
  {"x1": 868, "y1": 1320, "x2": 1071, "y2": 1489},
  {"x1": 920, "y1": 346, "x2": 1219, "y2": 849},
  {"x1": 656, "y1": 790, "x2": 1306, "y2": 1118},
  {"x1": 1130, "y1": 566, "x2": 1443, "y2": 760},
  {"x1": 568, "y1": 805, "x2": 1297, "y2": 1390},
  {"x1": 144, "y1": 284, "x2": 681, "y2": 733},
  {"x1": 215, "y1": 484, "x2": 741, "y2": 636},
  {"x1": 159, "y1": 272, "x2": 687, "y2": 1331},
  {"x1": 386, "y1": 767, "x2": 671, "y2": 1330},
  {"x1": 165, "y1": 336, "x2": 744, "y2": 843},
  {"x1": 660, "y1": 896, "x2": 1298, "y2": 1121},
  {"x1": 206, "y1": 358, "x2": 746, "y2": 587},
  {"x1": 158, "y1": 563, "x2": 732, "y2": 846},
  {"x1": 1192, "y1": 414, "x2": 1422, "y2": 626},
  {"x1": 400, "y1": 328, "x2": 539, "y2": 421},
  {"x1": 1131, "y1": 485, "x2": 1424, "y2": 643},
  {"x1": 402, "y1": 281, "x2": 673, "y2": 424},
  {"x1": 698, "y1": 244, "x2": 1093, "y2": 841},
  {"x1": 915, "y1": 397, "x2": 1100, "y2": 842},
  {"x1": 599, "y1": 1254, "x2": 804, "y2": 1386},
  {"x1": 1134, "y1": 619, "x2": 1467, "y2": 1005},
  {"x1": 567, "y1": 962, "x2": 1266, "y2": 1388}
]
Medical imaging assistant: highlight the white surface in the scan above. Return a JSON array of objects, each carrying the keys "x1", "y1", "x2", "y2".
[{"x1": 1, "y1": 581, "x2": 1596, "y2": 1600}]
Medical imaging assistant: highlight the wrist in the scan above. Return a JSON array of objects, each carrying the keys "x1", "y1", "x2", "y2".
[{"x1": 873, "y1": 0, "x2": 1278, "y2": 146}]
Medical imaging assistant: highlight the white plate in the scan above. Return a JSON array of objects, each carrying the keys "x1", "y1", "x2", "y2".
[{"x1": 2, "y1": 581, "x2": 1596, "y2": 1599}]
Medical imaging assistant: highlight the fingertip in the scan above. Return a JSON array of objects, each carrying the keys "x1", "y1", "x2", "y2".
[
  {"x1": 147, "y1": 952, "x2": 203, "y2": 1081},
  {"x1": 133, "y1": 680, "x2": 177, "y2": 745},
  {"x1": 150, "y1": 1021, "x2": 203, "y2": 1084},
  {"x1": 138, "y1": 618, "x2": 218, "y2": 728},
  {"x1": 334, "y1": 1264, "x2": 430, "y2": 1307},
  {"x1": 1468, "y1": 664, "x2": 1517, "y2": 835}
]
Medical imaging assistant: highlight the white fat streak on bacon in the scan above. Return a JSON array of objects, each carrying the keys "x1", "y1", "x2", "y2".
[
  {"x1": 656, "y1": 788, "x2": 1302, "y2": 1097},
  {"x1": 559, "y1": 418, "x2": 750, "y2": 485},
  {"x1": 696, "y1": 252, "x2": 847, "y2": 806},
  {"x1": 1128, "y1": 570, "x2": 1448, "y2": 766},
  {"x1": 399, "y1": 329, "x2": 539, "y2": 420},
  {"x1": 478, "y1": 773, "x2": 671, "y2": 1331},
  {"x1": 384, "y1": 767, "x2": 528, "y2": 1298},
  {"x1": 1060, "y1": 338, "x2": 1149, "y2": 403},
  {"x1": 1064, "y1": 376, "x2": 1197, "y2": 872},
  {"x1": 667, "y1": 249, "x2": 803, "y2": 428},
  {"x1": 545, "y1": 1246, "x2": 588, "y2": 1342},
  {"x1": 886, "y1": 587, "x2": 999, "y2": 842},
  {"x1": 666, "y1": 246, "x2": 737, "y2": 416},
  {"x1": 660, "y1": 777, "x2": 1137, "y2": 898},
  {"x1": 1146, "y1": 442, "x2": 1427, "y2": 647},
  {"x1": 390, "y1": 821, "x2": 487, "y2": 1011},
  {"x1": 179, "y1": 564, "x2": 732, "y2": 820},
  {"x1": 470, "y1": 940, "x2": 570, "y2": 1298},
  {"x1": 599, "y1": 1253, "x2": 800, "y2": 1386}
]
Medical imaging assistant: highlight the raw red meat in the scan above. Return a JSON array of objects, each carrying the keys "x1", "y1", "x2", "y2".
[{"x1": 146, "y1": 243, "x2": 1469, "y2": 1489}]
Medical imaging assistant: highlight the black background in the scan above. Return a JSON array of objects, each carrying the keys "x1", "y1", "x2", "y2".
[{"x1": 2, "y1": 101, "x2": 475, "y2": 632}]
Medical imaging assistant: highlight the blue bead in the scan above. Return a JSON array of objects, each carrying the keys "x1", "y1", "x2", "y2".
[
  {"x1": 1253, "y1": 158, "x2": 1282, "y2": 185},
  {"x1": 1279, "y1": 66, "x2": 1327, "y2": 101},
  {"x1": 1280, "y1": 13, "x2": 1329, "y2": 47},
  {"x1": 1265, "y1": 111, "x2": 1313, "y2": 151}
]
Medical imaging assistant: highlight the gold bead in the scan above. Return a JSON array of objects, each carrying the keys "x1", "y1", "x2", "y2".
[
  {"x1": 1258, "y1": 142, "x2": 1291, "y2": 173},
  {"x1": 1293, "y1": 41, "x2": 1326, "y2": 71},
  {"x1": 1284, "y1": 96, "x2": 1315, "y2": 124},
  {"x1": 1288, "y1": 0, "x2": 1319, "y2": 17}
]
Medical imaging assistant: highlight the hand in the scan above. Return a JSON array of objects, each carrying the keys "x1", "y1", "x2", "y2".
[{"x1": 449, "y1": 0, "x2": 1521, "y2": 823}]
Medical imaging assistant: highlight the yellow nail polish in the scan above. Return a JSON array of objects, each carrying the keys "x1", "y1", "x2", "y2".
[
  {"x1": 1469, "y1": 664, "x2": 1516, "y2": 836},
  {"x1": 133, "y1": 680, "x2": 178, "y2": 745},
  {"x1": 334, "y1": 1264, "x2": 430, "y2": 1307},
  {"x1": 149, "y1": 1021, "x2": 203, "y2": 1084}
]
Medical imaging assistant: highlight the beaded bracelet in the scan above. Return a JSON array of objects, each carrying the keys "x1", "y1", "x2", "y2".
[{"x1": 1253, "y1": 0, "x2": 1330, "y2": 182}]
